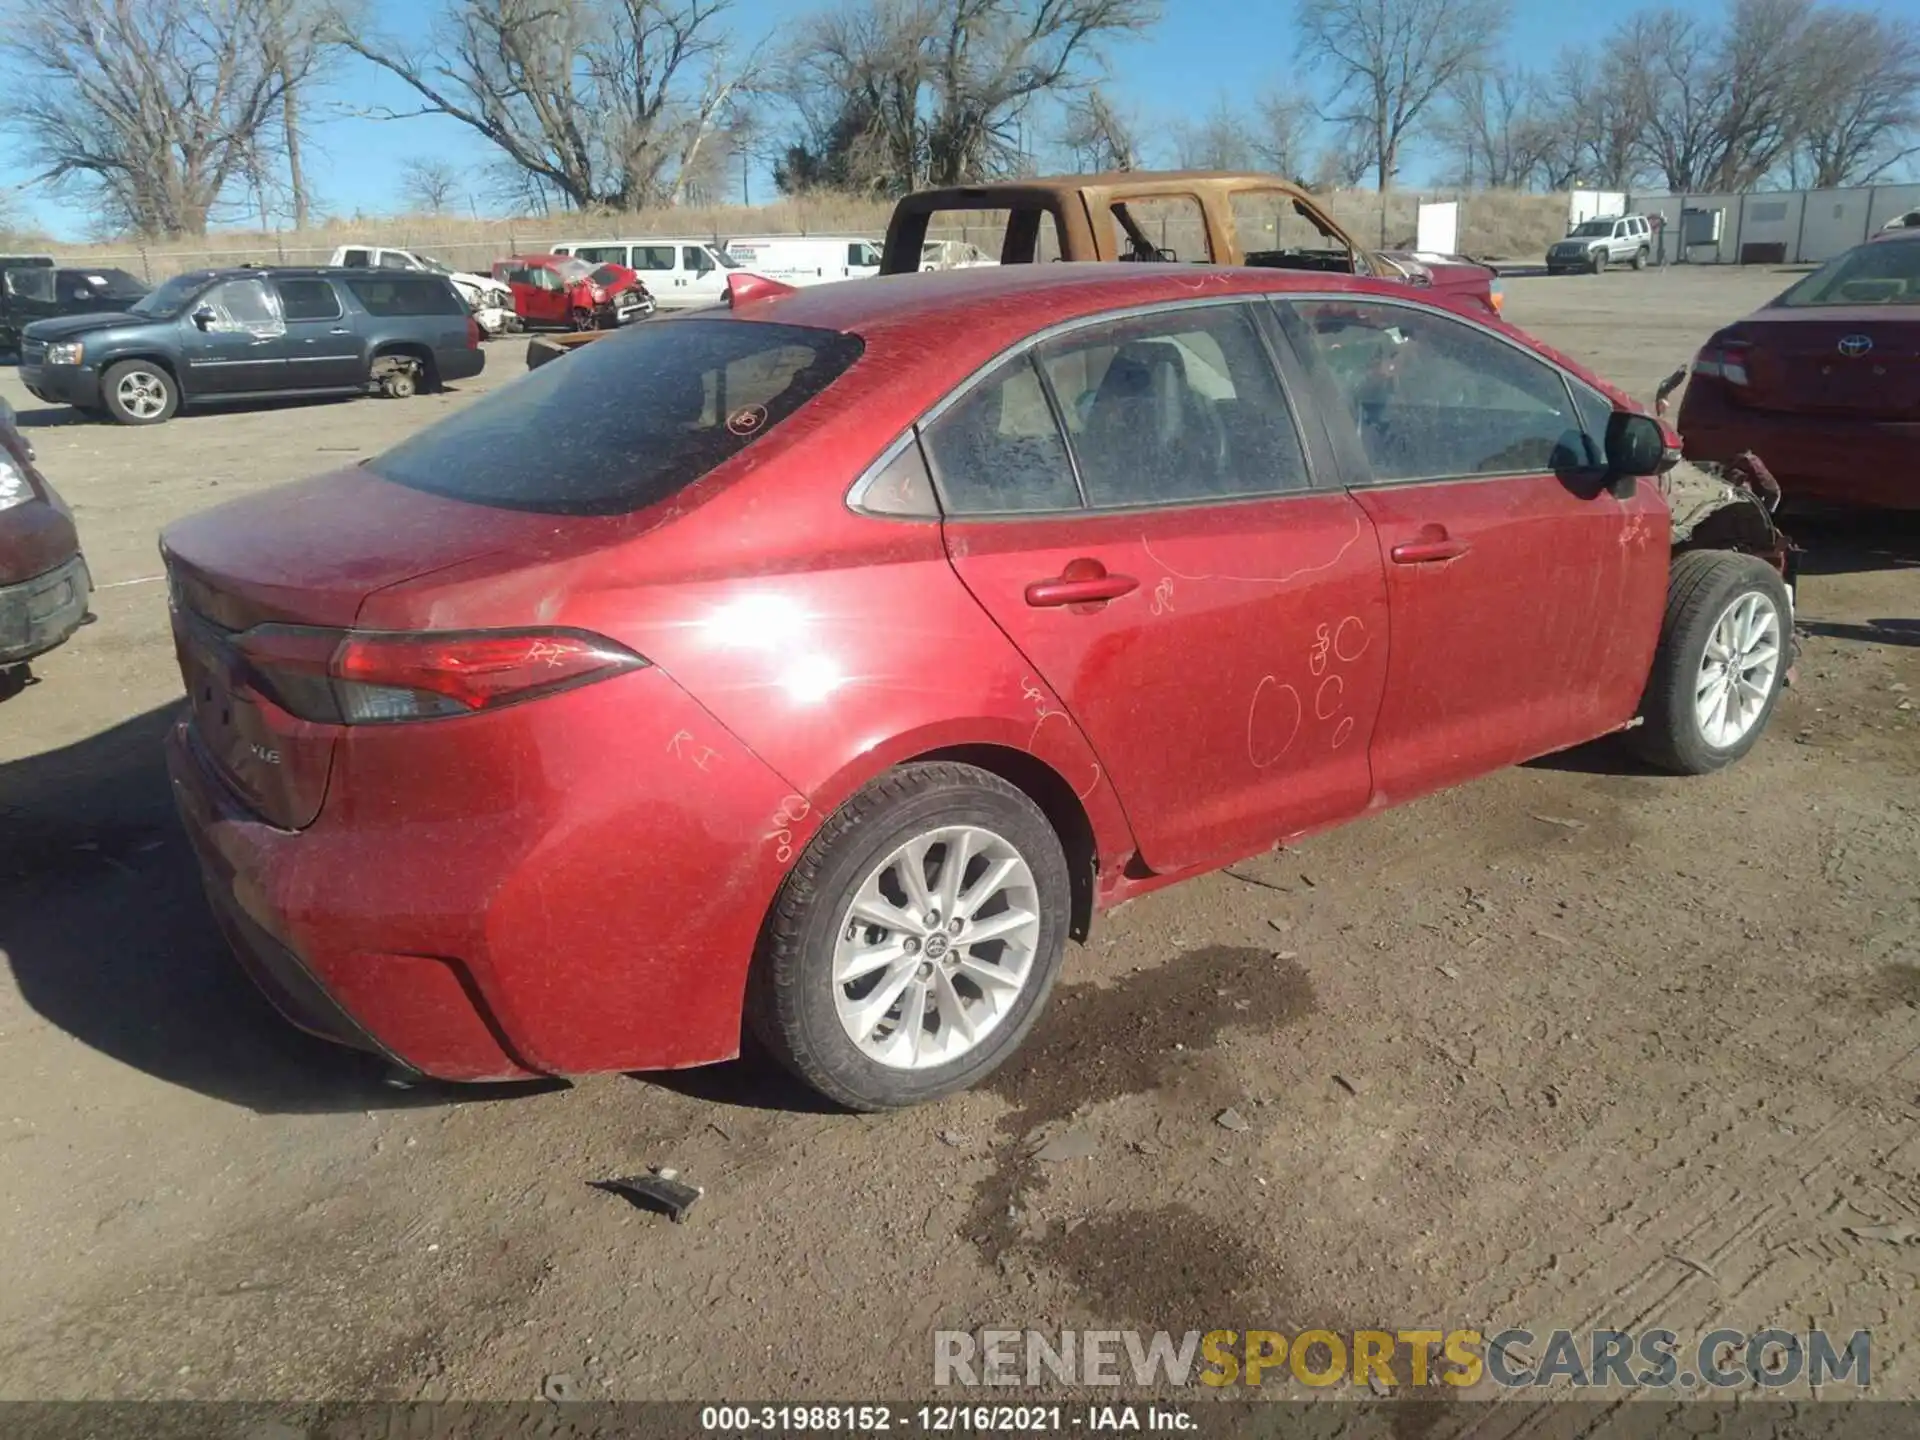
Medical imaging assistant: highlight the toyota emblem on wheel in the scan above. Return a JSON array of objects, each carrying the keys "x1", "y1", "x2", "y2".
[{"x1": 1837, "y1": 334, "x2": 1873, "y2": 356}]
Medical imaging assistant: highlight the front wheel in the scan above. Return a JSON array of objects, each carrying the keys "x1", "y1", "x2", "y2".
[
  {"x1": 1591, "y1": 251, "x2": 1607, "y2": 275},
  {"x1": 101, "y1": 360, "x2": 178, "y2": 425},
  {"x1": 1628, "y1": 551, "x2": 1791, "y2": 774},
  {"x1": 747, "y1": 762, "x2": 1071, "y2": 1111}
]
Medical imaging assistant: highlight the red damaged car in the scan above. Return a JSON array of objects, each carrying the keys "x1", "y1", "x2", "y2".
[
  {"x1": 1678, "y1": 226, "x2": 1920, "y2": 510},
  {"x1": 491, "y1": 255, "x2": 654, "y2": 331},
  {"x1": 162, "y1": 265, "x2": 1793, "y2": 1110}
]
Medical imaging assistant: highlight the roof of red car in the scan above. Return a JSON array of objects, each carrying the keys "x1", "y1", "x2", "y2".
[{"x1": 718, "y1": 262, "x2": 1395, "y2": 341}]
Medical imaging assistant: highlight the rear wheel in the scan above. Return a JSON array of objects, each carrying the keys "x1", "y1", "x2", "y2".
[
  {"x1": 1632, "y1": 246, "x2": 1649, "y2": 271},
  {"x1": 101, "y1": 360, "x2": 178, "y2": 425},
  {"x1": 1629, "y1": 550, "x2": 1791, "y2": 774},
  {"x1": 747, "y1": 762, "x2": 1070, "y2": 1111}
]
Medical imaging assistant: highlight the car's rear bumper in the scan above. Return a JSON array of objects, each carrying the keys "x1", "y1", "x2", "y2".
[
  {"x1": 1678, "y1": 383, "x2": 1920, "y2": 510},
  {"x1": 164, "y1": 665, "x2": 807, "y2": 1082},
  {"x1": 17, "y1": 364, "x2": 101, "y2": 410},
  {"x1": 0, "y1": 551, "x2": 91, "y2": 664}
]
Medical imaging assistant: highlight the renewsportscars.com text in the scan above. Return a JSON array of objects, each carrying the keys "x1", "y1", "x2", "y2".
[{"x1": 933, "y1": 1328, "x2": 1872, "y2": 1390}]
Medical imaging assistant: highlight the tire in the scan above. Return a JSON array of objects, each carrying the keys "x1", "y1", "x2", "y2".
[
  {"x1": 1628, "y1": 550, "x2": 1792, "y2": 775},
  {"x1": 381, "y1": 370, "x2": 417, "y2": 399},
  {"x1": 746, "y1": 762, "x2": 1071, "y2": 1111},
  {"x1": 570, "y1": 307, "x2": 598, "y2": 333},
  {"x1": 1591, "y1": 251, "x2": 1607, "y2": 275},
  {"x1": 1632, "y1": 245, "x2": 1649, "y2": 271},
  {"x1": 101, "y1": 360, "x2": 178, "y2": 426}
]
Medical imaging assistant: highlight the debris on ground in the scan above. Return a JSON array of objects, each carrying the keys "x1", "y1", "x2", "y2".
[
  {"x1": 1333, "y1": 1075, "x2": 1360, "y2": 1097},
  {"x1": 542, "y1": 1372, "x2": 576, "y2": 1401},
  {"x1": 1844, "y1": 1222, "x2": 1919, "y2": 1246},
  {"x1": 1437, "y1": 964, "x2": 1461, "y2": 980},
  {"x1": 937, "y1": 1129, "x2": 967, "y2": 1148},
  {"x1": 1531, "y1": 814, "x2": 1588, "y2": 831},
  {"x1": 596, "y1": 1167, "x2": 704, "y2": 1223},
  {"x1": 1215, "y1": 1107, "x2": 1250, "y2": 1132},
  {"x1": 1667, "y1": 1253, "x2": 1718, "y2": 1280},
  {"x1": 1032, "y1": 1128, "x2": 1098, "y2": 1163}
]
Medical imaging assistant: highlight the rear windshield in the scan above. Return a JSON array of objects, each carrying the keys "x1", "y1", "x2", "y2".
[
  {"x1": 342, "y1": 274, "x2": 465, "y2": 316},
  {"x1": 1777, "y1": 239, "x2": 1920, "y2": 307},
  {"x1": 366, "y1": 319, "x2": 865, "y2": 515}
]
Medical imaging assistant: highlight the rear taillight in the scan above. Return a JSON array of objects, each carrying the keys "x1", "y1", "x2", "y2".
[
  {"x1": 1693, "y1": 337, "x2": 1751, "y2": 386},
  {"x1": 235, "y1": 626, "x2": 646, "y2": 725},
  {"x1": 466, "y1": 316, "x2": 482, "y2": 348}
]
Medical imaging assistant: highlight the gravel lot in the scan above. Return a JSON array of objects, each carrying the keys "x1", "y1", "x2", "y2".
[{"x1": 0, "y1": 268, "x2": 1915, "y2": 1404}]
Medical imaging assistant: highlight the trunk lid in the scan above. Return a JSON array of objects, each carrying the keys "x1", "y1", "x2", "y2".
[
  {"x1": 161, "y1": 467, "x2": 565, "y2": 829},
  {"x1": 1733, "y1": 307, "x2": 1920, "y2": 418}
]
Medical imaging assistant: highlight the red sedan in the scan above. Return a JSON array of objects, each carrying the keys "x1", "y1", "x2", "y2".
[
  {"x1": 162, "y1": 264, "x2": 1794, "y2": 1109},
  {"x1": 1678, "y1": 227, "x2": 1920, "y2": 510}
]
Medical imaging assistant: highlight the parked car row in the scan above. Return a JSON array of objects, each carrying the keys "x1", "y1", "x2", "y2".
[{"x1": 16, "y1": 267, "x2": 485, "y2": 426}]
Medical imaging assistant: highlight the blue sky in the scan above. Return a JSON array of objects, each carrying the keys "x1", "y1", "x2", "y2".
[{"x1": 2, "y1": 0, "x2": 1723, "y2": 240}]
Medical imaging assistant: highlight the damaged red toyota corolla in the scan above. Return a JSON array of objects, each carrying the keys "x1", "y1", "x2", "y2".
[{"x1": 162, "y1": 265, "x2": 1795, "y2": 1111}]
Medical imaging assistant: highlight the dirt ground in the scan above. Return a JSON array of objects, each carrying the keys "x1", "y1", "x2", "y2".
[{"x1": 0, "y1": 269, "x2": 1915, "y2": 1407}]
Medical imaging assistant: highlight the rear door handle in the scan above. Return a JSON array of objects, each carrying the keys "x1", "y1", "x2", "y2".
[
  {"x1": 1025, "y1": 565, "x2": 1139, "y2": 608},
  {"x1": 1390, "y1": 527, "x2": 1470, "y2": 564}
]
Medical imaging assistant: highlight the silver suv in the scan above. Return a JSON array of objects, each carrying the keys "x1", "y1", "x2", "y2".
[{"x1": 1547, "y1": 215, "x2": 1653, "y2": 274}]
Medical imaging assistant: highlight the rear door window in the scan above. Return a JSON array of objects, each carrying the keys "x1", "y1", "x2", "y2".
[
  {"x1": 275, "y1": 278, "x2": 343, "y2": 321},
  {"x1": 920, "y1": 357, "x2": 1081, "y2": 514},
  {"x1": 633, "y1": 246, "x2": 677, "y2": 272},
  {"x1": 368, "y1": 319, "x2": 864, "y2": 515},
  {"x1": 1035, "y1": 303, "x2": 1311, "y2": 507}
]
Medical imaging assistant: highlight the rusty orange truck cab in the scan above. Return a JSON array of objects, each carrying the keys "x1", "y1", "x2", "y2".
[{"x1": 881, "y1": 169, "x2": 1501, "y2": 316}]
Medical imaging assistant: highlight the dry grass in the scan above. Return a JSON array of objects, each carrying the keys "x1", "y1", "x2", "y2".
[{"x1": 39, "y1": 188, "x2": 1573, "y2": 283}]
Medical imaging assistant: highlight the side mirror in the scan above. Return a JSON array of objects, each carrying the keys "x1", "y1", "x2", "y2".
[
  {"x1": 1604, "y1": 411, "x2": 1667, "y2": 498},
  {"x1": 191, "y1": 307, "x2": 216, "y2": 331}
]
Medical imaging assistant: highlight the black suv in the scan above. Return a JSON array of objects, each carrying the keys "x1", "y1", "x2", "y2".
[
  {"x1": 17, "y1": 267, "x2": 486, "y2": 425},
  {"x1": 1, "y1": 263, "x2": 148, "y2": 357}
]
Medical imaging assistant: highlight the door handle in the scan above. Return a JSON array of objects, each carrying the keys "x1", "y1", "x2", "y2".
[
  {"x1": 1390, "y1": 527, "x2": 1470, "y2": 564},
  {"x1": 1025, "y1": 564, "x2": 1138, "y2": 608}
]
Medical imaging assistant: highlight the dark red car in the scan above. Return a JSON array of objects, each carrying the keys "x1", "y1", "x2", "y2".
[
  {"x1": 491, "y1": 255, "x2": 654, "y2": 331},
  {"x1": 161, "y1": 265, "x2": 1794, "y2": 1110},
  {"x1": 1678, "y1": 227, "x2": 1920, "y2": 510},
  {"x1": 0, "y1": 395, "x2": 91, "y2": 668}
]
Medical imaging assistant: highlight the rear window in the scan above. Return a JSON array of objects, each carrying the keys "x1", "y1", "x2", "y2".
[
  {"x1": 366, "y1": 319, "x2": 865, "y2": 515},
  {"x1": 341, "y1": 275, "x2": 464, "y2": 316},
  {"x1": 1778, "y1": 239, "x2": 1920, "y2": 307}
]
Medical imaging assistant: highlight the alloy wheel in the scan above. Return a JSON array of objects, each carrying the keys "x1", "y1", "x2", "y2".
[
  {"x1": 831, "y1": 825, "x2": 1040, "y2": 1070},
  {"x1": 1695, "y1": 590, "x2": 1782, "y2": 748},
  {"x1": 116, "y1": 370, "x2": 169, "y2": 420}
]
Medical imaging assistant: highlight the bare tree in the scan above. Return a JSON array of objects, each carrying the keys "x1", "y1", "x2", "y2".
[
  {"x1": 1252, "y1": 92, "x2": 1316, "y2": 178},
  {"x1": 1059, "y1": 87, "x2": 1140, "y2": 170},
  {"x1": 1173, "y1": 99, "x2": 1254, "y2": 170},
  {"x1": 0, "y1": 0, "x2": 327, "y2": 237},
  {"x1": 401, "y1": 156, "x2": 464, "y2": 213},
  {"x1": 1435, "y1": 67, "x2": 1552, "y2": 188},
  {"x1": 1297, "y1": 0, "x2": 1510, "y2": 190},
  {"x1": 335, "y1": 0, "x2": 758, "y2": 210},
  {"x1": 777, "y1": 0, "x2": 1158, "y2": 195},
  {"x1": 1530, "y1": 43, "x2": 1647, "y2": 190},
  {"x1": 1790, "y1": 8, "x2": 1920, "y2": 187}
]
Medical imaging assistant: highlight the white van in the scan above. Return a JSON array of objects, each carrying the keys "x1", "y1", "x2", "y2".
[
  {"x1": 550, "y1": 238, "x2": 738, "y2": 311},
  {"x1": 721, "y1": 236, "x2": 883, "y2": 287}
]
